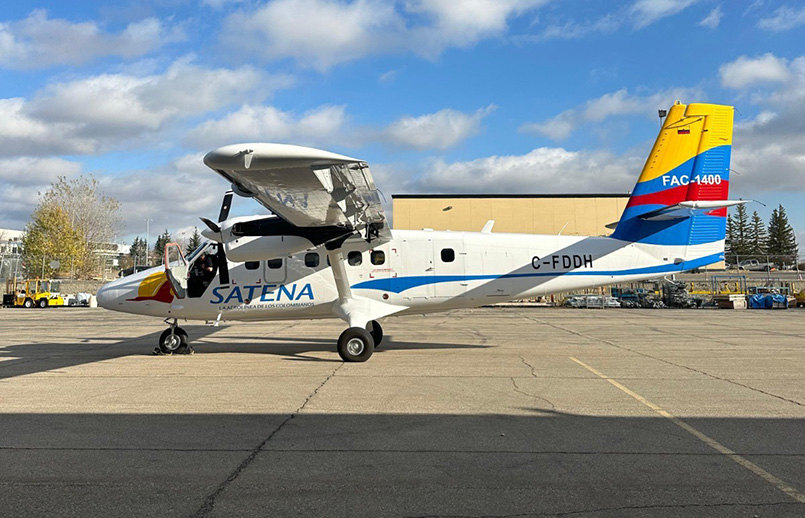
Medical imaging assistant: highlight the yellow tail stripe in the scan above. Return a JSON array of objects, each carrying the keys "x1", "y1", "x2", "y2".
[{"x1": 636, "y1": 102, "x2": 734, "y2": 184}]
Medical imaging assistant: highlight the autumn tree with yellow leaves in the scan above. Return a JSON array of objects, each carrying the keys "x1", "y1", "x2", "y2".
[{"x1": 22, "y1": 176, "x2": 122, "y2": 279}]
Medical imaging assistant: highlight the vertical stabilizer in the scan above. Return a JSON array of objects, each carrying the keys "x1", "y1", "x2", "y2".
[{"x1": 612, "y1": 101, "x2": 734, "y2": 246}]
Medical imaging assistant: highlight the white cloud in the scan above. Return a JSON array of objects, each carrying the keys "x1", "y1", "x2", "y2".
[
  {"x1": 0, "y1": 9, "x2": 184, "y2": 69},
  {"x1": 719, "y1": 54, "x2": 790, "y2": 89},
  {"x1": 530, "y1": 14, "x2": 620, "y2": 41},
  {"x1": 722, "y1": 55, "x2": 805, "y2": 194},
  {"x1": 384, "y1": 106, "x2": 496, "y2": 150},
  {"x1": 185, "y1": 104, "x2": 350, "y2": 149},
  {"x1": 222, "y1": 0, "x2": 404, "y2": 70},
  {"x1": 378, "y1": 147, "x2": 642, "y2": 197},
  {"x1": 406, "y1": 0, "x2": 549, "y2": 52},
  {"x1": 629, "y1": 0, "x2": 699, "y2": 29},
  {"x1": 0, "y1": 157, "x2": 84, "y2": 230},
  {"x1": 102, "y1": 154, "x2": 229, "y2": 238},
  {"x1": 520, "y1": 87, "x2": 702, "y2": 141},
  {"x1": 0, "y1": 156, "x2": 82, "y2": 185},
  {"x1": 202, "y1": 0, "x2": 247, "y2": 8},
  {"x1": 698, "y1": 6, "x2": 722, "y2": 29},
  {"x1": 378, "y1": 69, "x2": 400, "y2": 84},
  {"x1": 757, "y1": 5, "x2": 805, "y2": 31},
  {"x1": 0, "y1": 59, "x2": 288, "y2": 156},
  {"x1": 0, "y1": 98, "x2": 95, "y2": 156},
  {"x1": 221, "y1": 0, "x2": 548, "y2": 70}
]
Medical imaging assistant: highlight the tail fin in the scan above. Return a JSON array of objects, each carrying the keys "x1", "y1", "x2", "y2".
[{"x1": 612, "y1": 101, "x2": 736, "y2": 246}]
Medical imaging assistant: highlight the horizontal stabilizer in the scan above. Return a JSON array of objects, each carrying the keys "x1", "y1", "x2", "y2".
[{"x1": 639, "y1": 200, "x2": 748, "y2": 221}]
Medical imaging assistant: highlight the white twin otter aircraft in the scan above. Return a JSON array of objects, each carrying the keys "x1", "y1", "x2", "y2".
[{"x1": 98, "y1": 101, "x2": 743, "y2": 361}]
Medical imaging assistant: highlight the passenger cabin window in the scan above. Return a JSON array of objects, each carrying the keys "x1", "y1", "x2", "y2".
[
  {"x1": 245, "y1": 261, "x2": 259, "y2": 270},
  {"x1": 371, "y1": 250, "x2": 385, "y2": 265},
  {"x1": 267, "y1": 258, "x2": 283, "y2": 269},
  {"x1": 305, "y1": 252, "x2": 319, "y2": 268},
  {"x1": 441, "y1": 248, "x2": 455, "y2": 263},
  {"x1": 347, "y1": 251, "x2": 362, "y2": 266}
]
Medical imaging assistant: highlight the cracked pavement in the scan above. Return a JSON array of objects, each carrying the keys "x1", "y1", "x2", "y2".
[{"x1": 0, "y1": 307, "x2": 803, "y2": 517}]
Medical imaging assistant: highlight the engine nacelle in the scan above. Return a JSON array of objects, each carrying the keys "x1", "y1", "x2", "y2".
[{"x1": 223, "y1": 234, "x2": 314, "y2": 262}]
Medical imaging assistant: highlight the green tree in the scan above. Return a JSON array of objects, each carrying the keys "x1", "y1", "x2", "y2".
[
  {"x1": 727, "y1": 204, "x2": 751, "y2": 261},
  {"x1": 185, "y1": 227, "x2": 202, "y2": 255},
  {"x1": 747, "y1": 211, "x2": 767, "y2": 257},
  {"x1": 766, "y1": 205, "x2": 798, "y2": 266},
  {"x1": 153, "y1": 229, "x2": 172, "y2": 260},
  {"x1": 22, "y1": 204, "x2": 85, "y2": 278},
  {"x1": 725, "y1": 213, "x2": 736, "y2": 262},
  {"x1": 129, "y1": 236, "x2": 147, "y2": 265}
]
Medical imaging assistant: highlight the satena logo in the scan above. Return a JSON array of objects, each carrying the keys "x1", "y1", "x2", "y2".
[{"x1": 210, "y1": 283, "x2": 314, "y2": 304}]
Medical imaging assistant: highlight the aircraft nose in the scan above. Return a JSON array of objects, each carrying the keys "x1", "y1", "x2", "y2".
[{"x1": 96, "y1": 280, "x2": 123, "y2": 309}]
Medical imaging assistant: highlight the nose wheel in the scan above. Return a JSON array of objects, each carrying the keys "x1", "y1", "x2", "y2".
[
  {"x1": 157, "y1": 319, "x2": 190, "y2": 354},
  {"x1": 367, "y1": 320, "x2": 383, "y2": 348}
]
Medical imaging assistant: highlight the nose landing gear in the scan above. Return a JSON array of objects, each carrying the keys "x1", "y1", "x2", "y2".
[{"x1": 156, "y1": 318, "x2": 191, "y2": 355}]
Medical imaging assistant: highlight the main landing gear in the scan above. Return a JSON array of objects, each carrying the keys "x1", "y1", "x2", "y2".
[
  {"x1": 156, "y1": 318, "x2": 190, "y2": 355},
  {"x1": 336, "y1": 320, "x2": 384, "y2": 362}
]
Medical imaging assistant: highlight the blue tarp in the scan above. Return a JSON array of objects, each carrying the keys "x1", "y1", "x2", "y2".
[{"x1": 749, "y1": 294, "x2": 787, "y2": 309}]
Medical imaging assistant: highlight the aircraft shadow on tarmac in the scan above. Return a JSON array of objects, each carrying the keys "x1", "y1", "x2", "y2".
[
  {"x1": 195, "y1": 333, "x2": 489, "y2": 361},
  {"x1": 0, "y1": 327, "x2": 489, "y2": 378},
  {"x1": 0, "y1": 411, "x2": 803, "y2": 517}
]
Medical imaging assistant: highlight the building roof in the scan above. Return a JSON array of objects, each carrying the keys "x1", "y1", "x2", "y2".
[
  {"x1": 391, "y1": 193, "x2": 630, "y2": 199},
  {"x1": 0, "y1": 229, "x2": 24, "y2": 241}
]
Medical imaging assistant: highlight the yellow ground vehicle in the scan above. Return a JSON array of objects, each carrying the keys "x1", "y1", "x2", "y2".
[
  {"x1": 795, "y1": 291, "x2": 805, "y2": 308},
  {"x1": 2, "y1": 279, "x2": 65, "y2": 308}
]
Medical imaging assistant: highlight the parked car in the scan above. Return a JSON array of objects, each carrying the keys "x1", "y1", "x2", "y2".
[{"x1": 737, "y1": 259, "x2": 774, "y2": 271}]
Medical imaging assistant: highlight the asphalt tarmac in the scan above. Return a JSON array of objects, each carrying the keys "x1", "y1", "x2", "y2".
[{"x1": 0, "y1": 306, "x2": 803, "y2": 517}]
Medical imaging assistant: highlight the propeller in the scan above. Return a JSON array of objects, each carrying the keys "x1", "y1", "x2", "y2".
[{"x1": 201, "y1": 190, "x2": 233, "y2": 286}]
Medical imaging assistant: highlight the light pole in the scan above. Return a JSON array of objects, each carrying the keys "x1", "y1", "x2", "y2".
[{"x1": 144, "y1": 218, "x2": 153, "y2": 266}]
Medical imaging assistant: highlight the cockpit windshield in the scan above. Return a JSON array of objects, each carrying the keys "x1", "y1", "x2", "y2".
[{"x1": 186, "y1": 241, "x2": 214, "y2": 264}]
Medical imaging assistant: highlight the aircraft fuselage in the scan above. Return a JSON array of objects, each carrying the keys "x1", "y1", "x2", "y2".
[{"x1": 98, "y1": 228, "x2": 723, "y2": 322}]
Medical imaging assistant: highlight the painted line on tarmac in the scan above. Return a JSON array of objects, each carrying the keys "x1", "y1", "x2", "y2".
[{"x1": 569, "y1": 356, "x2": 805, "y2": 504}]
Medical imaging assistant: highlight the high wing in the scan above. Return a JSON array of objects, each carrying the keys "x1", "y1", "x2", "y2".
[{"x1": 203, "y1": 143, "x2": 391, "y2": 243}]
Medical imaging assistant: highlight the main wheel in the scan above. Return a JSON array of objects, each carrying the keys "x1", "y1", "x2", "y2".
[
  {"x1": 337, "y1": 327, "x2": 374, "y2": 362},
  {"x1": 158, "y1": 327, "x2": 188, "y2": 354},
  {"x1": 37, "y1": 298, "x2": 48, "y2": 308},
  {"x1": 367, "y1": 320, "x2": 383, "y2": 347},
  {"x1": 23, "y1": 298, "x2": 34, "y2": 308}
]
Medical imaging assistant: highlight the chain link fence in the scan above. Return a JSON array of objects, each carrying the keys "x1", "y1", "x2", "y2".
[{"x1": 724, "y1": 254, "x2": 802, "y2": 273}]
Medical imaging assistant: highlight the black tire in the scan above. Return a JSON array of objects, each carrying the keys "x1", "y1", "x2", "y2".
[
  {"x1": 37, "y1": 298, "x2": 48, "y2": 308},
  {"x1": 367, "y1": 320, "x2": 383, "y2": 347},
  {"x1": 337, "y1": 327, "x2": 374, "y2": 362},
  {"x1": 23, "y1": 298, "x2": 34, "y2": 308},
  {"x1": 158, "y1": 327, "x2": 188, "y2": 354}
]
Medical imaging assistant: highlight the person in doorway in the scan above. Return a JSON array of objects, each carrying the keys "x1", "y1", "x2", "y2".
[{"x1": 188, "y1": 251, "x2": 216, "y2": 297}]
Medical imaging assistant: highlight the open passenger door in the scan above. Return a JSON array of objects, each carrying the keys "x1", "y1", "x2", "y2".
[{"x1": 164, "y1": 242, "x2": 188, "y2": 299}]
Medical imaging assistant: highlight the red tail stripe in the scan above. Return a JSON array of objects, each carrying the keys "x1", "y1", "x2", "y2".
[{"x1": 626, "y1": 180, "x2": 730, "y2": 208}]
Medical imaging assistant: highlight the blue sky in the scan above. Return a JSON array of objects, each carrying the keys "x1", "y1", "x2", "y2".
[{"x1": 1, "y1": 0, "x2": 804, "y2": 248}]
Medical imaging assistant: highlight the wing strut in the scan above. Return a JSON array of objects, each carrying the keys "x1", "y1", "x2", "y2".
[{"x1": 325, "y1": 238, "x2": 407, "y2": 329}]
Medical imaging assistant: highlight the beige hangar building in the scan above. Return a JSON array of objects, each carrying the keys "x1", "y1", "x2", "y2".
[{"x1": 392, "y1": 194, "x2": 630, "y2": 237}]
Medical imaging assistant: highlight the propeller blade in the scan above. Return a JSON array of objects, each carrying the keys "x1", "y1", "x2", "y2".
[
  {"x1": 199, "y1": 217, "x2": 221, "y2": 234},
  {"x1": 217, "y1": 246, "x2": 230, "y2": 286},
  {"x1": 218, "y1": 190, "x2": 234, "y2": 222}
]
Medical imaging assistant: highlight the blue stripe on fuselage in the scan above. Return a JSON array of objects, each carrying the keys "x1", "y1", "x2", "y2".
[{"x1": 352, "y1": 252, "x2": 724, "y2": 293}]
